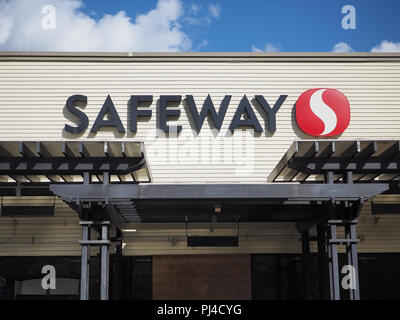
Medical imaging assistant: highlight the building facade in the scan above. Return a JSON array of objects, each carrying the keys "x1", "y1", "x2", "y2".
[{"x1": 0, "y1": 52, "x2": 399, "y2": 300}]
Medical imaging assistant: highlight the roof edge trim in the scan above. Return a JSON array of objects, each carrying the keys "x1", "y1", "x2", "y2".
[{"x1": 1, "y1": 51, "x2": 400, "y2": 62}]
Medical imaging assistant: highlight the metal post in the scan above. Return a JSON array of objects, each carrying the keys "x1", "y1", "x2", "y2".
[
  {"x1": 344, "y1": 171, "x2": 353, "y2": 184},
  {"x1": 327, "y1": 236, "x2": 333, "y2": 299},
  {"x1": 301, "y1": 230, "x2": 311, "y2": 300},
  {"x1": 114, "y1": 229, "x2": 123, "y2": 300},
  {"x1": 80, "y1": 223, "x2": 90, "y2": 300},
  {"x1": 325, "y1": 171, "x2": 334, "y2": 184},
  {"x1": 100, "y1": 222, "x2": 110, "y2": 300},
  {"x1": 317, "y1": 224, "x2": 328, "y2": 299},
  {"x1": 301, "y1": 230, "x2": 310, "y2": 254},
  {"x1": 345, "y1": 223, "x2": 360, "y2": 300},
  {"x1": 327, "y1": 223, "x2": 340, "y2": 300}
]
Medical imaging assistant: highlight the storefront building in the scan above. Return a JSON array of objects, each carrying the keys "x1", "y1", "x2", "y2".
[{"x1": 0, "y1": 52, "x2": 399, "y2": 300}]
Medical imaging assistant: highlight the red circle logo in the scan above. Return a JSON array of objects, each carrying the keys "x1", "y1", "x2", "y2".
[{"x1": 295, "y1": 88, "x2": 350, "y2": 137}]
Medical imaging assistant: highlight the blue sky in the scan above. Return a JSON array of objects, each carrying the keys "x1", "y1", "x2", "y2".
[
  {"x1": 0, "y1": 0, "x2": 399, "y2": 52},
  {"x1": 79, "y1": 0, "x2": 400, "y2": 52}
]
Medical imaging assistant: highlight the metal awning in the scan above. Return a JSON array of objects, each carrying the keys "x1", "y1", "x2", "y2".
[
  {"x1": 0, "y1": 139, "x2": 394, "y2": 226},
  {"x1": 268, "y1": 140, "x2": 400, "y2": 183},
  {"x1": 47, "y1": 139, "x2": 395, "y2": 225},
  {"x1": 0, "y1": 140, "x2": 151, "y2": 186},
  {"x1": 50, "y1": 182, "x2": 389, "y2": 225}
]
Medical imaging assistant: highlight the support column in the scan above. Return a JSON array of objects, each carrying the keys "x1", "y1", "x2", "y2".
[
  {"x1": 79, "y1": 220, "x2": 111, "y2": 300},
  {"x1": 114, "y1": 229, "x2": 124, "y2": 300},
  {"x1": 80, "y1": 221, "x2": 91, "y2": 300},
  {"x1": 317, "y1": 224, "x2": 328, "y2": 299},
  {"x1": 327, "y1": 222, "x2": 340, "y2": 300},
  {"x1": 326, "y1": 219, "x2": 360, "y2": 300},
  {"x1": 100, "y1": 222, "x2": 110, "y2": 300},
  {"x1": 345, "y1": 222, "x2": 360, "y2": 300},
  {"x1": 300, "y1": 230, "x2": 311, "y2": 300}
]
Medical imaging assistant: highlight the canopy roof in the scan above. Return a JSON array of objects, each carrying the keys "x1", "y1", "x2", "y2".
[
  {"x1": 268, "y1": 140, "x2": 400, "y2": 183},
  {"x1": 0, "y1": 139, "x2": 396, "y2": 227},
  {"x1": 0, "y1": 140, "x2": 151, "y2": 185}
]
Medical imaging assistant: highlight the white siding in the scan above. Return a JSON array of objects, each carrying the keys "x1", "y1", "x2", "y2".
[
  {"x1": 1, "y1": 198, "x2": 399, "y2": 256},
  {"x1": 0, "y1": 198, "x2": 81, "y2": 256},
  {"x1": 122, "y1": 200, "x2": 400, "y2": 255},
  {"x1": 0, "y1": 56, "x2": 399, "y2": 255},
  {"x1": 0, "y1": 61, "x2": 399, "y2": 183}
]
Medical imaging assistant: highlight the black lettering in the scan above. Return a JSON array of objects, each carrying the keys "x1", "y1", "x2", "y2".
[
  {"x1": 64, "y1": 95, "x2": 89, "y2": 134},
  {"x1": 159, "y1": 95, "x2": 182, "y2": 133},
  {"x1": 90, "y1": 95, "x2": 125, "y2": 133},
  {"x1": 129, "y1": 95, "x2": 153, "y2": 132},
  {"x1": 255, "y1": 95, "x2": 287, "y2": 132},
  {"x1": 229, "y1": 95, "x2": 262, "y2": 132},
  {"x1": 186, "y1": 94, "x2": 231, "y2": 131}
]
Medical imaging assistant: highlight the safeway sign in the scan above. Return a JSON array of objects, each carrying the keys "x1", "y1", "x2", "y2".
[
  {"x1": 63, "y1": 89, "x2": 350, "y2": 137},
  {"x1": 295, "y1": 88, "x2": 351, "y2": 137}
]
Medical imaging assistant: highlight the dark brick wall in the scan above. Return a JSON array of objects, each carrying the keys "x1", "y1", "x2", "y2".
[{"x1": 153, "y1": 254, "x2": 251, "y2": 300}]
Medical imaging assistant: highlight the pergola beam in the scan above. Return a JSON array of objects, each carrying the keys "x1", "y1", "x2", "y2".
[
  {"x1": 288, "y1": 157, "x2": 400, "y2": 174},
  {"x1": 0, "y1": 156, "x2": 144, "y2": 176}
]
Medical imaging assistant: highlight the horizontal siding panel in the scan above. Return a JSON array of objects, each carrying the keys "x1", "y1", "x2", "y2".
[
  {"x1": 0, "y1": 198, "x2": 399, "y2": 256},
  {"x1": 0, "y1": 199, "x2": 82, "y2": 256},
  {"x1": 0, "y1": 59, "x2": 399, "y2": 255}
]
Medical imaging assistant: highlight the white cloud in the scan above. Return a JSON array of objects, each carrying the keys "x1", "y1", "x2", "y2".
[
  {"x1": 251, "y1": 43, "x2": 280, "y2": 52},
  {"x1": 189, "y1": 4, "x2": 201, "y2": 15},
  {"x1": 184, "y1": 2, "x2": 220, "y2": 27},
  {"x1": 332, "y1": 42, "x2": 353, "y2": 52},
  {"x1": 0, "y1": 16, "x2": 12, "y2": 44},
  {"x1": 371, "y1": 40, "x2": 400, "y2": 52},
  {"x1": 208, "y1": 3, "x2": 221, "y2": 19},
  {"x1": 196, "y1": 39, "x2": 209, "y2": 50},
  {"x1": 0, "y1": 0, "x2": 192, "y2": 51},
  {"x1": 184, "y1": 16, "x2": 203, "y2": 26}
]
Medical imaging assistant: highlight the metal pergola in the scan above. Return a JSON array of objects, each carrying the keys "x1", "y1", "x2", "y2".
[
  {"x1": 0, "y1": 139, "x2": 399, "y2": 300},
  {"x1": 268, "y1": 139, "x2": 400, "y2": 183},
  {"x1": 0, "y1": 140, "x2": 151, "y2": 300}
]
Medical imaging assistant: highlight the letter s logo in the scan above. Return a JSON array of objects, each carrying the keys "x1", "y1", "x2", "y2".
[{"x1": 295, "y1": 88, "x2": 350, "y2": 137}]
